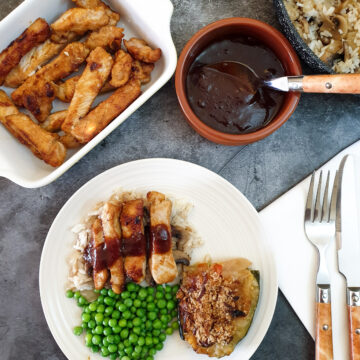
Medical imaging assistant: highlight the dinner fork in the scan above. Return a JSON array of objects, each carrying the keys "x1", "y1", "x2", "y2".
[{"x1": 304, "y1": 171, "x2": 338, "y2": 360}]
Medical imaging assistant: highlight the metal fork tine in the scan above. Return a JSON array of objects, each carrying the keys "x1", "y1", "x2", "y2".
[
  {"x1": 314, "y1": 171, "x2": 322, "y2": 222},
  {"x1": 305, "y1": 172, "x2": 315, "y2": 222},
  {"x1": 322, "y1": 171, "x2": 330, "y2": 222},
  {"x1": 329, "y1": 170, "x2": 339, "y2": 222}
]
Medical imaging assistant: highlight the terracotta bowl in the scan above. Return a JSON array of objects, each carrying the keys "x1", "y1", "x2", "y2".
[{"x1": 175, "y1": 17, "x2": 302, "y2": 146}]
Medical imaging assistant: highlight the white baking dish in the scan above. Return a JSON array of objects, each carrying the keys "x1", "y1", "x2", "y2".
[{"x1": 0, "y1": 0, "x2": 177, "y2": 188}]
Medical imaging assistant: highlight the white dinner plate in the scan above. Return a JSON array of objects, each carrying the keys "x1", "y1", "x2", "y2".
[{"x1": 39, "y1": 158, "x2": 278, "y2": 360}]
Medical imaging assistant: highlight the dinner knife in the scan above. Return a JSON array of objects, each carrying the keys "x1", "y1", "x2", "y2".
[{"x1": 337, "y1": 155, "x2": 360, "y2": 360}]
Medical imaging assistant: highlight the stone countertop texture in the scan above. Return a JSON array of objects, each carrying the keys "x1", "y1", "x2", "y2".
[{"x1": 1, "y1": 0, "x2": 359, "y2": 359}]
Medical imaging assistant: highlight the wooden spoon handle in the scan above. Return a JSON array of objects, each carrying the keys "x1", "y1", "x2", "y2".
[
  {"x1": 302, "y1": 74, "x2": 360, "y2": 94},
  {"x1": 316, "y1": 286, "x2": 333, "y2": 360},
  {"x1": 347, "y1": 288, "x2": 360, "y2": 360}
]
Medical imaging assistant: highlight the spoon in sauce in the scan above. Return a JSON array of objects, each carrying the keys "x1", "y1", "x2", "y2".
[{"x1": 206, "y1": 61, "x2": 360, "y2": 94}]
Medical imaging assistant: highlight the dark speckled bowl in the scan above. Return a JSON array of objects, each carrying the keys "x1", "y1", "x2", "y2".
[{"x1": 273, "y1": 0, "x2": 334, "y2": 74}]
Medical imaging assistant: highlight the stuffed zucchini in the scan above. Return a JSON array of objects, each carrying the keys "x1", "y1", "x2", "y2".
[{"x1": 176, "y1": 258, "x2": 260, "y2": 358}]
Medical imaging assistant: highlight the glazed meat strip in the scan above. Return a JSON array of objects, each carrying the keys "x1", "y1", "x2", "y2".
[
  {"x1": 61, "y1": 47, "x2": 113, "y2": 133},
  {"x1": 4, "y1": 40, "x2": 65, "y2": 88},
  {"x1": 84, "y1": 26, "x2": 124, "y2": 53},
  {"x1": 120, "y1": 199, "x2": 146, "y2": 283},
  {"x1": 89, "y1": 218, "x2": 109, "y2": 290},
  {"x1": 11, "y1": 42, "x2": 89, "y2": 122},
  {"x1": 100, "y1": 202, "x2": 125, "y2": 294},
  {"x1": 0, "y1": 90, "x2": 19, "y2": 118},
  {"x1": 59, "y1": 133, "x2": 81, "y2": 149},
  {"x1": 72, "y1": 0, "x2": 120, "y2": 25},
  {"x1": 53, "y1": 76, "x2": 115, "y2": 103},
  {"x1": 131, "y1": 60, "x2": 154, "y2": 85},
  {"x1": 109, "y1": 50, "x2": 132, "y2": 87},
  {"x1": 71, "y1": 79, "x2": 141, "y2": 143},
  {"x1": 1, "y1": 113, "x2": 67, "y2": 167},
  {"x1": 124, "y1": 38, "x2": 161, "y2": 64},
  {"x1": 51, "y1": 8, "x2": 109, "y2": 44},
  {"x1": 147, "y1": 191, "x2": 178, "y2": 284},
  {"x1": 0, "y1": 18, "x2": 50, "y2": 85}
]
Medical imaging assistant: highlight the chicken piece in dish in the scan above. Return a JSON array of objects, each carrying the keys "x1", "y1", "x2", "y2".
[
  {"x1": 85, "y1": 218, "x2": 109, "y2": 290},
  {"x1": 131, "y1": 60, "x2": 154, "y2": 85},
  {"x1": 0, "y1": 18, "x2": 50, "y2": 85},
  {"x1": 71, "y1": 79, "x2": 141, "y2": 143},
  {"x1": 124, "y1": 38, "x2": 161, "y2": 64},
  {"x1": 109, "y1": 50, "x2": 132, "y2": 87},
  {"x1": 4, "y1": 40, "x2": 65, "y2": 88},
  {"x1": 0, "y1": 90, "x2": 19, "y2": 118},
  {"x1": 51, "y1": 8, "x2": 109, "y2": 44},
  {"x1": 61, "y1": 47, "x2": 113, "y2": 133},
  {"x1": 84, "y1": 26, "x2": 124, "y2": 53},
  {"x1": 147, "y1": 191, "x2": 178, "y2": 284},
  {"x1": 101, "y1": 202, "x2": 125, "y2": 294},
  {"x1": 11, "y1": 42, "x2": 89, "y2": 122},
  {"x1": 42, "y1": 109, "x2": 68, "y2": 132},
  {"x1": 120, "y1": 199, "x2": 146, "y2": 283},
  {"x1": 0, "y1": 112, "x2": 67, "y2": 167},
  {"x1": 59, "y1": 133, "x2": 81, "y2": 149},
  {"x1": 52, "y1": 75, "x2": 81, "y2": 103},
  {"x1": 72, "y1": 0, "x2": 120, "y2": 25}
]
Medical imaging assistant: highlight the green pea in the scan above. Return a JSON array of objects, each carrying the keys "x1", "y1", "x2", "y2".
[
  {"x1": 149, "y1": 348, "x2": 157, "y2": 356},
  {"x1": 84, "y1": 306, "x2": 91, "y2": 314},
  {"x1": 112, "y1": 325, "x2": 121, "y2": 334},
  {"x1": 100, "y1": 288, "x2": 108, "y2": 295},
  {"x1": 92, "y1": 334, "x2": 101, "y2": 345},
  {"x1": 172, "y1": 285, "x2": 179, "y2": 293},
  {"x1": 147, "y1": 303, "x2": 156, "y2": 311},
  {"x1": 121, "y1": 356, "x2": 130, "y2": 360},
  {"x1": 165, "y1": 293, "x2": 172, "y2": 300},
  {"x1": 155, "y1": 292, "x2": 164, "y2": 299},
  {"x1": 156, "y1": 285, "x2": 164, "y2": 293},
  {"x1": 81, "y1": 322, "x2": 88, "y2": 329},
  {"x1": 112, "y1": 310, "x2": 121, "y2": 320},
  {"x1": 91, "y1": 345, "x2": 100, "y2": 353},
  {"x1": 94, "y1": 289, "x2": 101, "y2": 294},
  {"x1": 101, "y1": 347, "x2": 110, "y2": 356},
  {"x1": 97, "y1": 295, "x2": 104, "y2": 303},
  {"x1": 131, "y1": 293, "x2": 137, "y2": 299},
  {"x1": 104, "y1": 297, "x2": 115, "y2": 306},
  {"x1": 152, "y1": 329, "x2": 160, "y2": 336},
  {"x1": 109, "y1": 319, "x2": 117, "y2": 328},
  {"x1": 132, "y1": 317, "x2": 141, "y2": 327},
  {"x1": 155, "y1": 342, "x2": 164, "y2": 351},
  {"x1": 137, "y1": 336, "x2": 145, "y2": 346},
  {"x1": 159, "y1": 333, "x2": 166, "y2": 342},
  {"x1": 147, "y1": 312, "x2": 156, "y2": 321},
  {"x1": 95, "y1": 313, "x2": 104, "y2": 323},
  {"x1": 103, "y1": 326, "x2": 112, "y2": 336},
  {"x1": 121, "y1": 291, "x2": 130, "y2": 299},
  {"x1": 118, "y1": 303, "x2": 127, "y2": 312},
  {"x1": 113, "y1": 334, "x2": 121, "y2": 344},
  {"x1": 120, "y1": 329, "x2": 129, "y2": 339},
  {"x1": 170, "y1": 310, "x2": 177, "y2": 318},
  {"x1": 133, "y1": 327, "x2": 141, "y2": 335},
  {"x1": 134, "y1": 345, "x2": 142, "y2": 353},
  {"x1": 138, "y1": 288, "x2": 147, "y2": 299},
  {"x1": 89, "y1": 302, "x2": 97, "y2": 312},
  {"x1": 118, "y1": 319, "x2": 127, "y2": 327},
  {"x1": 108, "y1": 289, "x2": 116, "y2": 297},
  {"x1": 133, "y1": 299, "x2": 141, "y2": 308},
  {"x1": 105, "y1": 306, "x2": 113, "y2": 316},
  {"x1": 129, "y1": 333, "x2": 138, "y2": 344},
  {"x1": 122, "y1": 310, "x2": 131, "y2": 319},
  {"x1": 132, "y1": 351, "x2": 140, "y2": 359},
  {"x1": 124, "y1": 298, "x2": 133, "y2": 307},
  {"x1": 153, "y1": 338, "x2": 159, "y2": 345},
  {"x1": 78, "y1": 296, "x2": 87, "y2": 306},
  {"x1": 145, "y1": 320, "x2": 153, "y2": 329},
  {"x1": 107, "y1": 334, "x2": 115, "y2": 344},
  {"x1": 108, "y1": 343, "x2": 117, "y2": 353},
  {"x1": 146, "y1": 295, "x2": 154, "y2": 303},
  {"x1": 102, "y1": 338, "x2": 109, "y2": 347},
  {"x1": 124, "y1": 346, "x2": 133, "y2": 355},
  {"x1": 97, "y1": 304, "x2": 105, "y2": 313},
  {"x1": 126, "y1": 283, "x2": 137, "y2": 292},
  {"x1": 171, "y1": 321, "x2": 179, "y2": 330},
  {"x1": 66, "y1": 290, "x2": 74, "y2": 298},
  {"x1": 102, "y1": 317, "x2": 110, "y2": 326},
  {"x1": 136, "y1": 308, "x2": 146, "y2": 318},
  {"x1": 157, "y1": 299, "x2": 166, "y2": 309},
  {"x1": 145, "y1": 336, "x2": 153, "y2": 346},
  {"x1": 85, "y1": 333, "x2": 92, "y2": 345},
  {"x1": 123, "y1": 339, "x2": 131, "y2": 347},
  {"x1": 88, "y1": 320, "x2": 96, "y2": 329},
  {"x1": 94, "y1": 325, "x2": 103, "y2": 334},
  {"x1": 160, "y1": 308, "x2": 167, "y2": 315},
  {"x1": 146, "y1": 356, "x2": 154, "y2": 360},
  {"x1": 74, "y1": 291, "x2": 81, "y2": 299},
  {"x1": 147, "y1": 287, "x2": 155, "y2": 295},
  {"x1": 73, "y1": 326, "x2": 83, "y2": 336},
  {"x1": 130, "y1": 307, "x2": 137, "y2": 314},
  {"x1": 165, "y1": 327, "x2": 173, "y2": 335},
  {"x1": 82, "y1": 313, "x2": 91, "y2": 323},
  {"x1": 167, "y1": 300, "x2": 176, "y2": 311},
  {"x1": 109, "y1": 353, "x2": 117, "y2": 360}
]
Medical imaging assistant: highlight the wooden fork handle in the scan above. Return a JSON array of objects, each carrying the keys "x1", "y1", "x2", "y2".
[
  {"x1": 316, "y1": 285, "x2": 334, "y2": 360},
  {"x1": 347, "y1": 288, "x2": 360, "y2": 360}
]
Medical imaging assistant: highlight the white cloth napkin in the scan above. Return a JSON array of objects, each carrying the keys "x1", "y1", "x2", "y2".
[{"x1": 259, "y1": 141, "x2": 360, "y2": 359}]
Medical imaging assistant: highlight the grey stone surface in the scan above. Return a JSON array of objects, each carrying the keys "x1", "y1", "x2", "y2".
[{"x1": 1, "y1": 0, "x2": 359, "y2": 359}]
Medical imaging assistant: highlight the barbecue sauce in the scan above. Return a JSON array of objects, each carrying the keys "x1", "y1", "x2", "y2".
[
  {"x1": 150, "y1": 224, "x2": 171, "y2": 254},
  {"x1": 186, "y1": 35, "x2": 286, "y2": 134}
]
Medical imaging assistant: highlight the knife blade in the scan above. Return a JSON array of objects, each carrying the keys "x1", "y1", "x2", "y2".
[{"x1": 336, "y1": 154, "x2": 360, "y2": 360}]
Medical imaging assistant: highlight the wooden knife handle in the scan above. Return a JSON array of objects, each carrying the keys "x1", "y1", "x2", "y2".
[
  {"x1": 347, "y1": 288, "x2": 360, "y2": 360},
  {"x1": 316, "y1": 286, "x2": 333, "y2": 360},
  {"x1": 302, "y1": 74, "x2": 360, "y2": 94}
]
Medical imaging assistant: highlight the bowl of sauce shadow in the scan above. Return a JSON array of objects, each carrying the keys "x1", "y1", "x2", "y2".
[{"x1": 175, "y1": 17, "x2": 302, "y2": 145}]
